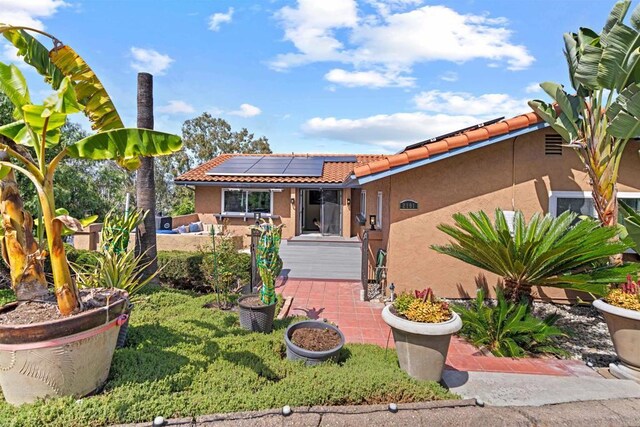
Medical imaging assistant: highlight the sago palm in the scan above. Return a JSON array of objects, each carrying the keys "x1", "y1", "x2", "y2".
[
  {"x1": 432, "y1": 209, "x2": 637, "y2": 303},
  {"x1": 529, "y1": 0, "x2": 640, "y2": 230}
]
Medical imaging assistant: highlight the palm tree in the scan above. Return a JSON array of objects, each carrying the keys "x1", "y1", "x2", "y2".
[
  {"x1": 135, "y1": 73, "x2": 158, "y2": 283},
  {"x1": 432, "y1": 209, "x2": 637, "y2": 303},
  {"x1": 529, "y1": 0, "x2": 640, "y2": 231}
]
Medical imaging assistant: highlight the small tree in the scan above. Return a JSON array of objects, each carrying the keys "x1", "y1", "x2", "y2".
[
  {"x1": 0, "y1": 25, "x2": 182, "y2": 315},
  {"x1": 529, "y1": 0, "x2": 640, "y2": 230}
]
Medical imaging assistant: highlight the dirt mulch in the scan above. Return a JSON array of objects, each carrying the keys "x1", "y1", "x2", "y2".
[
  {"x1": 291, "y1": 327, "x2": 341, "y2": 352},
  {"x1": 240, "y1": 295, "x2": 270, "y2": 308},
  {"x1": 0, "y1": 288, "x2": 124, "y2": 325}
]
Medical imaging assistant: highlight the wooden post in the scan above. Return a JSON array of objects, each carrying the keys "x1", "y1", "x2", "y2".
[{"x1": 135, "y1": 72, "x2": 158, "y2": 282}]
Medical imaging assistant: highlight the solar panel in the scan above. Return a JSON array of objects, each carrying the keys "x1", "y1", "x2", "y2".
[{"x1": 206, "y1": 155, "x2": 356, "y2": 177}]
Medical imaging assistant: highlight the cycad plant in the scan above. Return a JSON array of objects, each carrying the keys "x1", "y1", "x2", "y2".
[
  {"x1": 529, "y1": 0, "x2": 640, "y2": 231},
  {"x1": 454, "y1": 287, "x2": 567, "y2": 358},
  {"x1": 252, "y1": 219, "x2": 283, "y2": 305},
  {"x1": 432, "y1": 209, "x2": 637, "y2": 303}
]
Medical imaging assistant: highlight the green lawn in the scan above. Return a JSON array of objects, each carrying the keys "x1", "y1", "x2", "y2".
[{"x1": 0, "y1": 287, "x2": 455, "y2": 426}]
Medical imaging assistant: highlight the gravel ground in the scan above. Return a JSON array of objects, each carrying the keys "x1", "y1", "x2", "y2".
[
  {"x1": 447, "y1": 298, "x2": 616, "y2": 367},
  {"x1": 532, "y1": 302, "x2": 616, "y2": 367}
]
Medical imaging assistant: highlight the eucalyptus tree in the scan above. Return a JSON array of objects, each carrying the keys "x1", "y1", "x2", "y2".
[{"x1": 529, "y1": 0, "x2": 640, "y2": 230}]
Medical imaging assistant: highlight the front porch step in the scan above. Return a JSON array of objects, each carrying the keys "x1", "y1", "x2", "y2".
[{"x1": 279, "y1": 240, "x2": 362, "y2": 280}]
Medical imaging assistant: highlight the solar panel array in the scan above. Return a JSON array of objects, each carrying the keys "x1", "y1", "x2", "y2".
[{"x1": 206, "y1": 156, "x2": 357, "y2": 177}]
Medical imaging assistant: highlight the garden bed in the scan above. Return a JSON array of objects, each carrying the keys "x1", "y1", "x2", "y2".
[{"x1": 0, "y1": 286, "x2": 454, "y2": 426}]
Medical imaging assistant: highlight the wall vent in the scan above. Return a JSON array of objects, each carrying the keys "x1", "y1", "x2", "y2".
[{"x1": 545, "y1": 134, "x2": 563, "y2": 155}]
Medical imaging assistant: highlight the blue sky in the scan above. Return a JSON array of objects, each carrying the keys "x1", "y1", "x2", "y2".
[{"x1": 0, "y1": 0, "x2": 618, "y2": 155}]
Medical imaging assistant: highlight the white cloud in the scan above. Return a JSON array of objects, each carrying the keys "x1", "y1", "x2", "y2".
[
  {"x1": 208, "y1": 7, "x2": 234, "y2": 31},
  {"x1": 130, "y1": 47, "x2": 174, "y2": 75},
  {"x1": 413, "y1": 90, "x2": 529, "y2": 118},
  {"x1": 158, "y1": 100, "x2": 195, "y2": 115},
  {"x1": 303, "y1": 112, "x2": 481, "y2": 150},
  {"x1": 271, "y1": 2, "x2": 533, "y2": 88},
  {"x1": 0, "y1": 0, "x2": 68, "y2": 29},
  {"x1": 324, "y1": 68, "x2": 414, "y2": 88},
  {"x1": 439, "y1": 71, "x2": 458, "y2": 82},
  {"x1": 229, "y1": 103, "x2": 262, "y2": 117},
  {"x1": 525, "y1": 82, "x2": 542, "y2": 93}
]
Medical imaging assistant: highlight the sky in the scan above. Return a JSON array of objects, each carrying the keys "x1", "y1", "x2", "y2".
[{"x1": 0, "y1": 0, "x2": 618, "y2": 155}]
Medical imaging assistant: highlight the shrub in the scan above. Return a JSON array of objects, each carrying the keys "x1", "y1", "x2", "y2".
[
  {"x1": 157, "y1": 251, "x2": 207, "y2": 292},
  {"x1": 453, "y1": 287, "x2": 567, "y2": 358},
  {"x1": 393, "y1": 288, "x2": 451, "y2": 323},
  {"x1": 200, "y1": 238, "x2": 251, "y2": 294}
]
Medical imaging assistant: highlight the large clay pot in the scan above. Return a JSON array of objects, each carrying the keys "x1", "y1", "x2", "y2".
[
  {"x1": 0, "y1": 293, "x2": 129, "y2": 405},
  {"x1": 593, "y1": 299, "x2": 640, "y2": 381},
  {"x1": 284, "y1": 320, "x2": 345, "y2": 366},
  {"x1": 382, "y1": 305, "x2": 462, "y2": 381},
  {"x1": 238, "y1": 294, "x2": 276, "y2": 333}
]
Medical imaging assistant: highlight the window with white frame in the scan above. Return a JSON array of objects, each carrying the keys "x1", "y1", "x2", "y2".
[
  {"x1": 549, "y1": 191, "x2": 640, "y2": 226},
  {"x1": 222, "y1": 189, "x2": 272, "y2": 214},
  {"x1": 377, "y1": 191, "x2": 383, "y2": 228},
  {"x1": 360, "y1": 190, "x2": 367, "y2": 217}
]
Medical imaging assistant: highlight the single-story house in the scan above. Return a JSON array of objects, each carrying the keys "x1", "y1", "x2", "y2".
[{"x1": 175, "y1": 111, "x2": 640, "y2": 302}]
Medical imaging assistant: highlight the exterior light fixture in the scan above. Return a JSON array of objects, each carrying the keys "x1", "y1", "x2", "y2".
[
  {"x1": 347, "y1": 198, "x2": 351, "y2": 206},
  {"x1": 369, "y1": 214, "x2": 377, "y2": 230},
  {"x1": 291, "y1": 197, "x2": 295, "y2": 205}
]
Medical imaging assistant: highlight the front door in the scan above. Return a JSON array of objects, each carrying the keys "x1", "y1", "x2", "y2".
[{"x1": 299, "y1": 189, "x2": 342, "y2": 236}]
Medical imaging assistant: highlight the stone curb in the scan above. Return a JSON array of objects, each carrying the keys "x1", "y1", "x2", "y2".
[{"x1": 277, "y1": 296, "x2": 294, "y2": 320}]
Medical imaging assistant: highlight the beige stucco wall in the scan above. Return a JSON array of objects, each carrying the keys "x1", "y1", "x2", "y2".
[{"x1": 365, "y1": 128, "x2": 640, "y2": 302}]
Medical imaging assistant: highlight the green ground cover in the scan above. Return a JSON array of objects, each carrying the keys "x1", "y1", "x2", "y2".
[{"x1": 0, "y1": 287, "x2": 454, "y2": 426}]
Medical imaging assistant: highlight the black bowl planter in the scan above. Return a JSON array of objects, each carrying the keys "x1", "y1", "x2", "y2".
[
  {"x1": 238, "y1": 294, "x2": 277, "y2": 333},
  {"x1": 284, "y1": 320, "x2": 345, "y2": 366},
  {"x1": 116, "y1": 301, "x2": 134, "y2": 349}
]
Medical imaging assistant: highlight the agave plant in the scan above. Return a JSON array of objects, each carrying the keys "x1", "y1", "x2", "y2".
[
  {"x1": 0, "y1": 25, "x2": 182, "y2": 315},
  {"x1": 432, "y1": 209, "x2": 638, "y2": 303},
  {"x1": 454, "y1": 287, "x2": 567, "y2": 358},
  {"x1": 101, "y1": 208, "x2": 146, "y2": 255},
  {"x1": 529, "y1": 0, "x2": 640, "y2": 231}
]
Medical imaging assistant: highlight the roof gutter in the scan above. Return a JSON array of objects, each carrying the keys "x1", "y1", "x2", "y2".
[
  {"x1": 174, "y1": 180, "x2": 358, "y2": 189},
  {"x1": 354, "y1": 122, "x2": 548, "y2": 185}
]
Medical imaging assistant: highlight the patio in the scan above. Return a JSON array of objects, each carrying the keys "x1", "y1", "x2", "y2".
[{"x1": 276, "y1": 278, "x2": 601, "y2": 378}]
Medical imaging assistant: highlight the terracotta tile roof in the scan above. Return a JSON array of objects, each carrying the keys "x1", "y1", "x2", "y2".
[
  {"x1": 353, "y1": 112, "x2": 543, "y2": 178},
  {"x1": 175, "y1": 153, "x2": 385, "y2": 184}
]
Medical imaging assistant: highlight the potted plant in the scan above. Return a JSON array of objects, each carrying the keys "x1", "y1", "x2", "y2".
[
  {"x1": 0, "y1": 25, "x2": 182, "y2": 404},
  {"x1": 593, "y1": 275, "x2": 640, "y2": 381},
  {"x1": 239, "y1": 219, "x2": 283, "y2": 333},
  {"x1": 382, "y1": 288, "x2": 461, "y2": 381},
  {"x1": 284, "y1": 320, "x2": 345, "y2": 365}
]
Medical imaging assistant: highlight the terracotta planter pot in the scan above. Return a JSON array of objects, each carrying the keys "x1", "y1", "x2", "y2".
[
  {"x1": 284, "y1": 321, "x2": 345, "y2": 366},
  {"x1": 238, "y1": 294, "x2": 276, "y2": 333},
  {"x1": 593, "y1": 299, "x2": 640, "y2": 381},
  {"x1": 382, "y1": 305, "x2": 462, "y2": 381},
  {"x1": 0, "y1": 293, "x2": 129, "y2": 405}
]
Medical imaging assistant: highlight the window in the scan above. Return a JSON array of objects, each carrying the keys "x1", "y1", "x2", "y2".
[
  {"x1": 549, "y1": 191, "x2": 640, "y2": 226},
  {"x1": 222, "y1": 189, "x2": 272, "y2": 215},
  {"x1": 377, "y1": 191, "x2": 383, "y2": 228},
  {"x1": 360, "y1": 190, "x2": 367, "y2": 217}
]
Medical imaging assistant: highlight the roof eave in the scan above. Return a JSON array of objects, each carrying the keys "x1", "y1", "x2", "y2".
[{"x1": 356, "y1": 121, "x2": 548, "y2": 185}]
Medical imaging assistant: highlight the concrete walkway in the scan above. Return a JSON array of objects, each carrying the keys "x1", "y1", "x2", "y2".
[{"x1": 114, "y1": 398, "x2": 640, "y2": 426}]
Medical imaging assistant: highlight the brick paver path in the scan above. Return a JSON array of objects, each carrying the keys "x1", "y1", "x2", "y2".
[{"x1": 276, "y1": 278, "x2": 599, "y2": 378}]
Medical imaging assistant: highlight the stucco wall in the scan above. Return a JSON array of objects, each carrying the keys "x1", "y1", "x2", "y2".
[
  {"x1": 194, "y1": 186, "x2": 295, "y2": 246},
  {"x1": 367, "y1": 128, "x2": 640, "y2": 302}
]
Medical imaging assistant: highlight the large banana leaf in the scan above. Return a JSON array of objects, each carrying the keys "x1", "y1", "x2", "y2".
[
  {"x1": 620, "y1": 200, "x2": 640, "y2": 252},
  {"x1": 0, "y1": 25, "x2": 124, "y2": 131},
  {"x1": 607, "y1": 83, "x2": 640, "y2": 139},
  {"x1": 66, "y1": 128, "x2": 183, "y2": 170},
  {"x1": 0, "y1": 62, "x2": 30, "y2": 117}
]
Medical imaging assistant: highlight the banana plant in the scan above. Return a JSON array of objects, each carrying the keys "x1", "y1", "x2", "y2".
[
  {"x1": 529, "y1": 0, "x2": 640, "y2": 232},
  {"x1": 0, "y1": 31, "x2": 182, "y2": 315}
]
